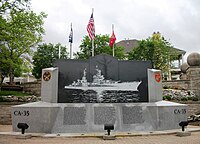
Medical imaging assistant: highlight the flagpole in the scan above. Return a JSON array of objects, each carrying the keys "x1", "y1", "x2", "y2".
[
  {"x1": 92, "y1": 39, "x2": 94, "y2": 56},
  {"x1": 70, "y1": 23, "x2": 73, "y2": 59},
  {"x1": 70, "y1": 43, "x2": 72, "y2": 59},
  {"x1": 112, "y1": 24, "x2": 115, "y2": 57},
  {"x1": 59, "y1": 45, "x2": 61, "y2": 59}
]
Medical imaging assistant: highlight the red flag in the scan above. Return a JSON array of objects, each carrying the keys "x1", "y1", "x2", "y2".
[
  {"x1": 87, "y1": 13, "x2": 95, "y2": 40},
  {"x1": 109, "y1": 31, "x2": 116, "y2": 47}
]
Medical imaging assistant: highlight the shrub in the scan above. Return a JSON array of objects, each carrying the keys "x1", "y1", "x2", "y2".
[
  {"x1": 187, "y1": 96, "x2": 193, "y2": 101},
  {"x1": 163, "y1": 95, "x2": 172, "y2": 101},
  {"x1": 0, "y1": 91, "x2": 30, "y2": 96},
  {"x1": 0, "y1": 96, "x2": 4, "y2": 102},
  {"x1": 181, "y1": 97, "x2": 188, "y2": 101},
  {"x1": 192, "y1": 97, "x2": 198, "y2": 101},
  {"x1": 163, "y1": 85, "x2": 169, "y2": 89}
]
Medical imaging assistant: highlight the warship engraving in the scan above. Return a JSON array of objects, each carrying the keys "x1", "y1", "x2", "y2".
[{"x1": 64, "y1": 66, "x2": 141, "y2": 102}]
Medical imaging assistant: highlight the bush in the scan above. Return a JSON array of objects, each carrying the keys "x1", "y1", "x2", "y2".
[
  {"x1": 187, "y1": 96, "x2": 193, "y2": 101},
  {"x1": 163, "y1": 85, "x2": 169, "y2": 89},
  {"x1": 192, "y1": 97, "x2": 198, "y2": 101},
  {"x1": 0, "y1": 91, "x2": 30, "y2": 96},
  {"x1": 0, "y1": 96, "x2": 4, "y2": 102},
  {"x1": 181, "y1": 97, "x2": 188, "y2": 101},
  {"x1": 163, "y1": 95, "x2": 172, "y2": 101}
]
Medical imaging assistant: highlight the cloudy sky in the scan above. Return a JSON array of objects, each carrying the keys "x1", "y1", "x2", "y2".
[{"x1": 31, "y1": 0, "x2": 200, "y2": 60}]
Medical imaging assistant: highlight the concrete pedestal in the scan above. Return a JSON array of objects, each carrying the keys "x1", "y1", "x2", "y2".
[
  {"x1": 103, "y1": 135, "x2": 116, "y2": 140},
  {"x1": 176, "y1": 131, "x2": 191, "y2": 137},
  {"x1": 16, "y1": 134, "x2": 32, "y2": 139},
  {"x1": 11, "y1": 101, "x2": 187, "y2": 133}
]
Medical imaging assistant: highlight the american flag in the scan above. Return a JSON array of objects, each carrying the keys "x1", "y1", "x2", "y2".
[{"x1": 87, "y1": 13, "x2": 95, "y2": 40}]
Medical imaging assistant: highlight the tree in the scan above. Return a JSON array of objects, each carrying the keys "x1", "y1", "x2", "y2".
[
  {"x1": 0, "y1": 0, "x2": 47, "y2": 84},
  {"x1": 0, "y1": 45, "x2": 23, "y2": 84},
  {"x1": 0, "y1": 0, "x2": 30, "y2": 14},
  {"x1": 74, "y1": 34, "x2": 125, "y2": 60},
  {"x1": 32, "y1": 43, "x2": 69, "y2": 79},
  {"x1": 128, "y1": 32, "x2": 177, "y2": 73}
]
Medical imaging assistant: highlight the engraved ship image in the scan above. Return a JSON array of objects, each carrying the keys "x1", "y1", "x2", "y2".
[{"x1": 64, "y1": 66, "x2": 142, "y2": 96}]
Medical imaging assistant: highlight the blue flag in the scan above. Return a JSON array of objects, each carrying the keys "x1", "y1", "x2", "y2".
[{"x1": 69, "y1": 27, "x2": 73, "y2": 43}]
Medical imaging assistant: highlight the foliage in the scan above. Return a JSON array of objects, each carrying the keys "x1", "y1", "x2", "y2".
[
  {"x1": 163, "y1": 95, "x2": 172, "y2": 101},
  {"x1": 187, "y1": 96, "x2": 198, "y2": 101},
  {"x1": 32, "y1": 43, "x2": 69, "y2": 79},
  {"x1": 0, "y1": 0, "x2": 30, "y2": 14},
  {"x1": 180, "y1": 97, "x2": 188, "y2": 101},
  {"x1": 192, "y1": 97, "x2": 198, "y2": 101},
  {"x1": 0, "y1": 91, "x2": 30, "y2": 96},
  {"x1": 0, "y1": 44, "x2": 23, "y2": 84},
  {"x1": 0, "y1": 0, "x2": 47, "y2": 84},
  {"x1": 163, "y1": 85, "x2": 170, "y2": 89},
  {"x1": 74, "y1": 34, "x2": 125, "y2": 60},
  {"x1": 128, "y1": 32, "x2": 177, "y2": 73}
]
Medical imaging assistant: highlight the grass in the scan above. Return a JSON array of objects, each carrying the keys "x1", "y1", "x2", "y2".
[{"x1": 0, "y1": 90, "x2": 30, "y2": 97}]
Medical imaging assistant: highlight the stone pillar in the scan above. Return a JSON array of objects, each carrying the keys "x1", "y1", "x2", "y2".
[
  {"x1": 148, "y1": 69, "x2": 162, "y2": 102},
  {"x1": 41, "y1": 67, "x2": 58, "y2": 103},
  {"x1": 186, "y1": 67, "x2": 200, "y2": 99}
]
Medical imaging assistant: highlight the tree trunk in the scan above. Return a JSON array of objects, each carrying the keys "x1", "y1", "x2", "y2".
[
  {"x1": 0, "y1": 74, "x2": 5, "y2": 85},
  {"x1": 9, "y1": 73, "x2": 13, "y2": 85},
  {"x1": 9, "y1": 70, "x2": 14, "y2": 85},
  {"x1": 9, "y1": 50, "x2": 14, "y2": 85}
]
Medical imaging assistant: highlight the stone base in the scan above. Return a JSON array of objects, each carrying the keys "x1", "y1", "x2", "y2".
[
  {"x1": 176, "y1": 131, "x2": 191, "y2": 137},
  {"x1": 11, "y1": 101, "x2": 188, "y2": 133},
  {"x1": 103, "y1": 135, "x2": 116, "y2": 140},
  {"x1": 16, "y1": 134, "x2": 32, "y2": 139}
]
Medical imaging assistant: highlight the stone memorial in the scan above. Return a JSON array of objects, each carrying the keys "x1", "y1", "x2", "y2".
[{"x1": 11, "y1": 54, "x2": 188, "y2": 133}]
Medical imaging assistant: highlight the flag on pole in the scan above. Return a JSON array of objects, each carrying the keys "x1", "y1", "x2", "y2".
[
  {"x1": 87, "y1": 12, "x2": 95, "y2": 40},
  {"x1": 109, "y1": 30, "x2": 116, "y2": 47},
  {"x1": 69, "y1": 24, "x2": 73, "y2": 43}
]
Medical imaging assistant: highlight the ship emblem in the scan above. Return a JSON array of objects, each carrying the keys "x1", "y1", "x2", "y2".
[
  {"x1": 155, "y1": 72, "x2": 161, "y2": 83},
  {"x1": 43, "y1": 71, "x2": 51, "y2": 81}
]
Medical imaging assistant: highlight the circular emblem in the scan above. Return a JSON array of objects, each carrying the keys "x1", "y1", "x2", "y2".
[
  {"x1": 155, "y1": 72, "x2": 161, "y2": 83},
  {"x1": 43, "y1": 71, "x2": 51, "y2": 81}
]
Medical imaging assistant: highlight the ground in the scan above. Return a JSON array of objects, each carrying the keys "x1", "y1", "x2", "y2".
[
  {"x1": 190, "y1": 121, "x2": 200, "y2": 126},
  {"x1": 0, "y1": 132, "x2": 200, "y2": 144}
]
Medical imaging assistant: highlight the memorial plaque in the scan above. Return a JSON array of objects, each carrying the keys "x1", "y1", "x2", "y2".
[
  {"x1": 94, "y1": 107, "x2": 116, "y2": 125},
  {"x1": 54, "y1": 54, "x2": 152, "y2": 103},
  {"x1": 122, "y1": 106, "x2": 144, "y2": 124},
  {"x1": 64, "y1": 107, "x2": 86, "y2": 125}
]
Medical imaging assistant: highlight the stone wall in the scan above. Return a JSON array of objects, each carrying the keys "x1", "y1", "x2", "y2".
[
  {"x1": 1, "y1": 102, "x2": 199, "y2": 125},
  {"x1": 162, "y1": 80, "x2": 191, "y2": 90},
  {"x1": 187, "y1": 67, "x2": 200, "y2": 99},
  {"x1": 0, "y1": 103, "x2": 13, "y2": 125},
  {"x1": 187, "y1": 103, "x2": 200, "y2": 116},
  {"x1": 23, "y1": 80, "x2": 41, "y2": 96}
]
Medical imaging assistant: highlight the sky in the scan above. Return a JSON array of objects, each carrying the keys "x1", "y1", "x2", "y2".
[{"x1": 31, "y1": 0, "x2": 200, "y2": 61}]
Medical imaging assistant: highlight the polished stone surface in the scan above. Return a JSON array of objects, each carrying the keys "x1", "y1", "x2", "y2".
[
  {"x1": 11, "y1": 101, "x2": 187, "y2": 133},
  {"x1": 41, "y1": 67, "x2": 58, "y2": 103}
]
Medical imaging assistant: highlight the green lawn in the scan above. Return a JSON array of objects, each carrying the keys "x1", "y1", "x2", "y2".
[{"x1": 0, "y1": 90, "x2": 30, "y2": 96}]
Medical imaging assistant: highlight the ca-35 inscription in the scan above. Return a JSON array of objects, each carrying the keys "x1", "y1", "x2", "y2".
[{"x1": 14, "y1": 110, "x2": 30, "y2": 116}]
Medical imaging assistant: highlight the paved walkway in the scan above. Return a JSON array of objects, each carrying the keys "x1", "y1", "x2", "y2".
[
  {"x1": 0, "y1": 125, "x2": 200, "y2": 144},
  {"x1": 0, "y1": 132, "x2": 200, "y2": 144}
]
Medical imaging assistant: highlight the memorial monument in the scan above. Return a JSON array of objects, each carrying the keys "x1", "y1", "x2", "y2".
[{"x1": 11, "y1": 54, "x2": 187, "y2": 133}]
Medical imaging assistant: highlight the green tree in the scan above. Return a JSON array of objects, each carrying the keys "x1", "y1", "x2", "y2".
[
  {"x1": 128, "y1": 32, "x2": 177, "y2": 73},
  {"x1": 0, "y1": 0, "x2": 30, "y2": 14},
  {"x1": 74, "y1": 34, "x2": 125, "y2": 60},
  {"x1": 32, "y1": 43, "x2": 69, "y2": 79},
  {"x1": 0, "y1": 0, "x2": 47, "y2": 84},
  {"x1": 0, "y1": 45, "x2": 23, "y2": 84}
]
